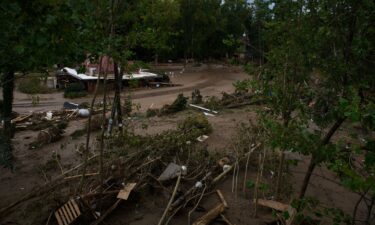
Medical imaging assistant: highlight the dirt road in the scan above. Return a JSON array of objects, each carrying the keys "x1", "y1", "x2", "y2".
[{"x1": 10, "y1": 64, "x2": 248, "y2": 114}]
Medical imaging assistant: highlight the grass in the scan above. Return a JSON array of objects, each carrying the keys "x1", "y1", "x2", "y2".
[{"x1": 18, "y1": 76, "x2": 52, "y2": 94}]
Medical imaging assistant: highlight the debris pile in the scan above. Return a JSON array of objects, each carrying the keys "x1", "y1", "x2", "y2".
[{"x1": 1, "y1": 114, "x2": 237, "y2": 225}]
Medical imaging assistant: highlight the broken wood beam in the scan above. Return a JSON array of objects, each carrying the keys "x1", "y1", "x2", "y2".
[
  {"x1": 256, "y1": 199, "x2": 288, "y2": 211},
  {"x1": 192, "y1": 203, "x2": 225, "y2": 225},
  {"x1": 220, "y1": 214, "x2": 235, "y2": 225},
  {"x1": 189, "y1": 104, "x2": 218, "y2": 114},
  {"x1": 216, "y1": 190, "x2": 228, "y2": 208},
  {"x1": 256, "y1": 199, "x2": 296, "y2": 225},
  {"x1": 63, "y1": 172, "x2": 99, "y2": 180},
  {"x1": 212, "y1": 165, "x2": 233, "y2": 185}
]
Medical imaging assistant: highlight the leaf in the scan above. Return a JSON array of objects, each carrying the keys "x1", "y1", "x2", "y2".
[{"x1": 246, "y1": 180, "x2": 255, "y2": 189}]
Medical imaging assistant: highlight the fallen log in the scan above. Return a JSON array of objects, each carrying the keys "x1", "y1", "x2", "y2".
[{"x1": 192, "y1": 203, "x2": 225, "y2": 225}]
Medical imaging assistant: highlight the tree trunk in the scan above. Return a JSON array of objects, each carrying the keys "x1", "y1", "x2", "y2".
[
  {"x1": 1, "y1": 70, "x2": 14, "y2": 167},
  {"x1": 365, "y1": 196, "x2": 374, "y2": 225},
  {"x1": 2, "y1": 70, "x2": 14, "y2": 138},
  {"x1": 275, "y1": 149, "x2": 285, "y2": 199},
  {"x1": 114, "y1": 62, "x2": 122, "y2": 131},
  {"x1": 77, "y1": 57, "x2": 103, "y2": 194},
  {"x1": 298, "y1": 117, "x2": 346, "y2": 199}
]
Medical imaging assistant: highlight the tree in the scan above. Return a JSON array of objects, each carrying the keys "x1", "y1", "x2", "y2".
[{"x1": 0, "y1": 0, "x2": 85, "y2": 167}]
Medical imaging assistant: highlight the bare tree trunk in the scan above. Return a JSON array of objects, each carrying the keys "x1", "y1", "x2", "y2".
[
  {"x1": 1, "y1": 70, "x2": 14, "y2": 138},
  {"x1": 99, "y1": 64, "x2": 109, "y2": 189},
  {"x1": 114, "y1": 62, "x2": 122, "y2": 131},
  {"x1": 299, "y1": 117, "x2": 346, "y2": 199},
  {"x1": 365, "y1": 196, "x2": 374, "y2": 225},
  {"x1": 1, "y1": 70, "x2": 14, "y2": 168},
  {"x1": 352, "y1": 190, "x2": 368, "y2": 225},
  {"x1": 77, "y1": 57, "x2": 103, "y2": 194},
  {"x1": 275, "y1": 149, "x2": 285, "y2": 199}
]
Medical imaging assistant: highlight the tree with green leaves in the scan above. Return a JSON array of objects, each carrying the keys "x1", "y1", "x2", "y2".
[{"x1": 0, "y1": 0, "x2": 85, "y2": 167}]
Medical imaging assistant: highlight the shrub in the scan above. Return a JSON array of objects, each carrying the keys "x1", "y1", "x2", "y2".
[
  {"x1": 161, "y1": 94, "x2": 188, "y2": 114},
  {"x1": 129, "y1": 61, "x2": 151, "y2": 72},
  {"x1": 18, "y1": 76, "x2": 51, "y2": 94},
  {"x1": 178, "y1": 113, "x2": 213, "y2": 135},
  {"x1": 203, "y1": 96, "x2": 222, "y2": 110},
  {"x1": 64, "y1": 83, "x2": 87, "y2": 99},
  {"x1": 191, "y1": 89, "x2": 203, "y2": 104},
  {"x1": 146, "y1": 108, "x2": 159, "y2": 117}
]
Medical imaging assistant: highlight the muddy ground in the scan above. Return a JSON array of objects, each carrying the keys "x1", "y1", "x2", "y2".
[{"x1": 0, "y1": 64, "x2": 370, "y2": 224}]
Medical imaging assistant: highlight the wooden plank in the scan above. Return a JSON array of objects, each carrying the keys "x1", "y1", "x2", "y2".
[
  {"x1": 60, "y1": 205, "x2": 71, "y2": 224},
  {"x1": 216, "y1": 190, "x2": 228, "y2": 208},
  {"x1": 117, "y1": 183, "x2": 137, "y2": 200},
  {"x1": 63, "y1": 204, "x2": 74, "y2": 222},
  {"x1": 71, "y1": 199, "x2": 81, "y2": 216},
  {"x1": 257, "y1": 199, "x2": 289, "y2": 211},
  {"x1": 67, "y1": 200, "x2": 77, "y2": 218},
  {"x1": 57, "y1": 209, "x2": 68, "y2": 225},
  {"x1": 55, "y1": 211, "x2": 64, "y2": 225},
  {"x1": 192, "y1": 203, "x2": 225, "y2": 225}
]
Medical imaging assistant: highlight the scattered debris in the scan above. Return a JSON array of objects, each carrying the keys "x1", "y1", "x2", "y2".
[
  {"x1": 192, "y1": 203, "x2": 225, "y2": 225},
  {"x1": 158, "y1": 163, "x2": 187, "y2": 181},
  {"x1": 197, "y1": 135, "x2": 209, "y2": 142},
  {"x1": 117, "y1": 183, "x2": 137, "y2": 200},
  {"x1": 30, "y1": 125, "x2": 63, "y2": 149},
  {"x1": 203, "y1": 112, "x2": 215, "y2": 117},
  {"x1": 63, "y1": 102, "x2": 81, "y2": 110},
  {"x1": 189, "y1": 103, "x2": 218, "y2": 114},
  {"x1": 78, "y1": 109, "x2": 90, "y2": 117},
  {"x1": 257, "y1": 199, "x2": 296, "y2": 225},
  {"x1": 55, "y1": 199, "x2": 81, "y2": 225}
]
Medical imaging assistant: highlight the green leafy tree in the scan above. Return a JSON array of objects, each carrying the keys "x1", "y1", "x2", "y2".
[{"x1": 0, "y1": 0, "x2": 85, "y2": 167}]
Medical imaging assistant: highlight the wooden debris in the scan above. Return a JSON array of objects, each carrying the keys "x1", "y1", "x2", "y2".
[
  {"x1": 55, "y1": 199, "x2": 81, "y2": 225},
  {"x1": 117, "y1": 183, "x2": 137, "y2": 200},
  {"x1": 212, "y1": 165, "x2": 233, "y2": 184},
  {"x1": 256, "y1": 199, "x2": 296, "y2": 225},
  {"x1": 192, "y1": 203, "x2": 225, "y2": 225},
  {"x1": 257, "y1": 199, "x2": 288, "y2": 211},
  {"x1": 64, "y1": 173, "x2": 99, "y2": 180},
  {"x1": 220, "y1": 214, "x2": 235, "y2": 225},
  {"x1": 189, "y1": 103, "x2": 218, "y2": 114},
  {"x1": 158, "y1": 174, "x2": 182, "y2": 225},
  {"x1": 12, "y1": 114, "x2": 31, "y2": 123},
  {"x1": 216, "y1": 190, "x2": 228, "y2": 208}
]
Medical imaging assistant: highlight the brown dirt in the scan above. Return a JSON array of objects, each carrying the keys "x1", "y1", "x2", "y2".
[{"x1": 0, "y1": 64, "x2": 370, "y2": 225}]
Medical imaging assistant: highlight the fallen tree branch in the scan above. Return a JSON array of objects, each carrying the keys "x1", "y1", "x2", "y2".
[
  {"x1": 192, "y1": 203, "x2": 225, "y2": 225},
  {"x1": 158, "y1": 174, "x2": 182, "y2": 225}
]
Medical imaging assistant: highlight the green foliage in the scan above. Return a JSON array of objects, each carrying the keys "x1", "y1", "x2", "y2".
[
  {"x1": 191, "y1": 89, "x2": 203, "y2": 104},
  {"x1": 161, "y1": 94, "x2": 188, "y2": 114},
  {"x1": 177, "y1": 113, "x2": 213, "y2": 135},
  {"x1": 128, "y1": 61, "x2": 151, "y2": 72},
  {"x1": 203, "y1": 96, "x2": 222, "y2": 111},
  {"x1": 64, "y1": 83, "x2": 87, "y2": 99},
  {"x1": 246, "y1": 179, "x2": 255, "y2": 189},
  {"x1": 291, "y1": 198, "x2": 352, "y2": 225},
  {"x1": 146, "y1": 108, "x2": 159, "y2": 118},
  {"x1": 18, "y1": 76, "x2": 51, "y2": 94}
]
